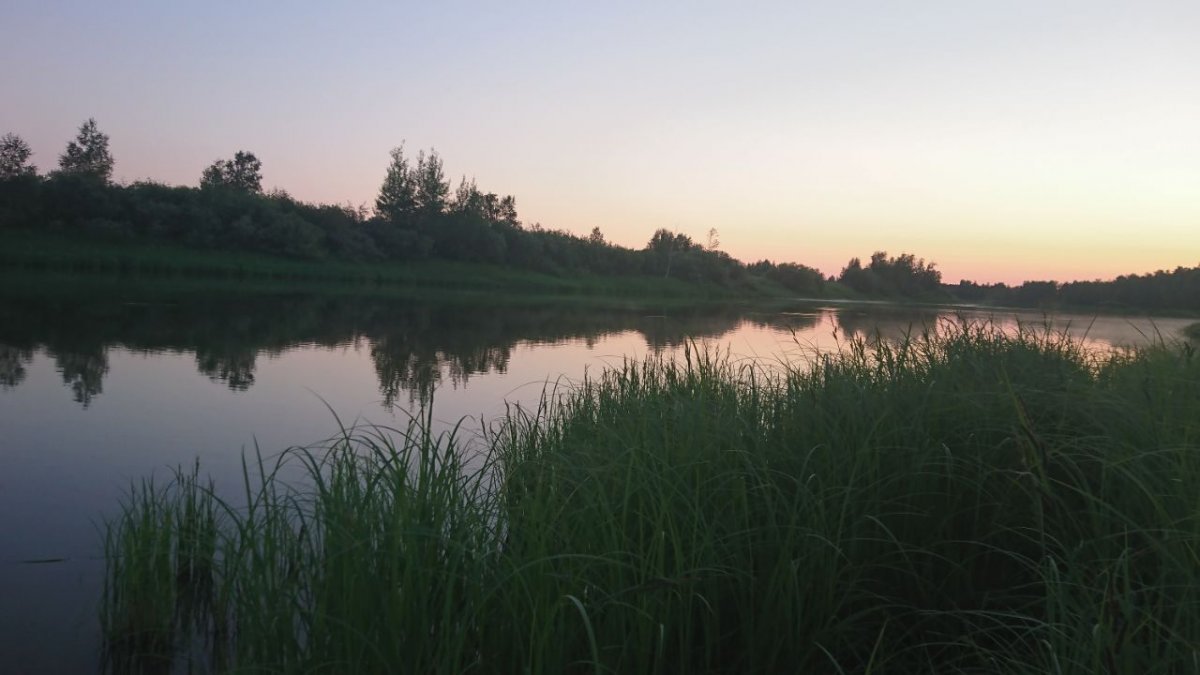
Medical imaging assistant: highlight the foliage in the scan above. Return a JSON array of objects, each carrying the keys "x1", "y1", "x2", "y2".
[
  {"x1": 646, "y1": 228, "x2": 693, "y2": 278},
  {"x1": 839, "y1": 250, "x2": 942, "y2": 296},
  {"x1": 414, "y1": 148, "x2": 449, "y2": 219},
  {"x1": 58, "y1": 118, "x2": 114, "y2": 183},
  {"x1": 199, "y1": 151, "x2": 263, "y2": 193},
  {"x1": 0, "y1": 133, "x2": 36, "y2": 179},
  {"x1": 955, "y1": 268, "x2": 1200, "y2": 312},
  {"x1": 643, "y1": 228, "x2": 745, "y2": 284},
  {"x1": 374, "y1": 145, "x2": 418, "y2": 228},
  {"x1": 748, "y1": 259, "x2": 825, "y2": 294}
]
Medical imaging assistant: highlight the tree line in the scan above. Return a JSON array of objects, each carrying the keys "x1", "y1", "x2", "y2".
[
  {"x1": 954, "y1": 269, "x2": 1200, "y2": 312},
  {"x1": 0, "y1": 120, "x2": 824, "y2": 293},
  {"x1": 1, "y1": 119, "x2": 1196, "y2": 309},
  {"x1": 837, "y1": 252, "x2": 943, "y2": 297}
]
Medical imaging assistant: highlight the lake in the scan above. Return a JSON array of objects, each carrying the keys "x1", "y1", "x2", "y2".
[{"x1": 0, "y1": 281, "x2": 1193, "y2": 672}]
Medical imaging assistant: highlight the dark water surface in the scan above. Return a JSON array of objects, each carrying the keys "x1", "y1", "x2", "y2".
[{"x1": 0, "y1": 282, "x2": 1192, "y2": 672}]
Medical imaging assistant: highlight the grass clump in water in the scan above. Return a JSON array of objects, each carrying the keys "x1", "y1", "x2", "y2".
[{"x1": 103, "y1": 323, "x2": 1200, "y2": 673}]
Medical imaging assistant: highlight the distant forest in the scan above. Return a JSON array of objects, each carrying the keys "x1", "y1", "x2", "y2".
[{"x1": 1, "y1": 120, "x2": 1197, "y2": 311}]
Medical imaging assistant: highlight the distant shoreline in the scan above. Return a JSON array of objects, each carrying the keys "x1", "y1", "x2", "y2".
[
  {"x1": 2, "y1": 228, "x2": 1197, "y2": 318},
  {"x1": 0, "y1": 228, "x2": 852, "y2": 303}
]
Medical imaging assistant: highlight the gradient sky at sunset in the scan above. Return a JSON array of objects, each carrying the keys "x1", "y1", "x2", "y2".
[{"x1": 3, "y1": 1, "x2": 1197, "y2": 284}]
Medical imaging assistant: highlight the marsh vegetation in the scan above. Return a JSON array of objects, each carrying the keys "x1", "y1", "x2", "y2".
[{"x1": 102, "y1": 324, "x2": 1200, "y2": 673}]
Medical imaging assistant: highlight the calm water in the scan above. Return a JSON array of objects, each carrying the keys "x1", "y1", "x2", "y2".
[{"x1": 0, "y1": 283, "x2": 1193, "y2": 672}]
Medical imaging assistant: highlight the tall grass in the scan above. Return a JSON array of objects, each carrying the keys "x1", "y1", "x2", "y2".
[{"x1": 102, "y1": 322, "x2": 1200, "y2": 673}]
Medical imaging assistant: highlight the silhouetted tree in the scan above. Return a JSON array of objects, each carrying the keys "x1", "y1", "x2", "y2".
[
  {"x1": 450, "y1": 176, "x2": 483, "y2": 217},
  {"x1": 439, "y1": 176, "x2": 507, "y2": 262},
  {"x1": 706, "y1": 228, "x2": 720, "y2": 251},
  {"x1": 367, "y1": 144, "x2": 433, "y2": 258},
  {"x1": 647, "y1": 229, "x2": 694, "y2": 278},
  {"x1": 0, "y1": 133, "x2": 36, "y2": 179},
  {"x1": 954, "y1": 280, "x2": 990, "y2": 302},
  {"x1": 200, "y1": 151, "x2": 263, "y2": 193},
  {"x1": 0, "y1": 133, "x2": 41, "y2": 228},
  {"x1": 376, "y1": 145, "x2": 418, "y2": 225},
  {"x1": 839, "y1": 251, "x2": 942, "y2": 296},
  {"x1": 58, "y1": 118, "x2": 114, "y2": 183},
  {"x1": 414, "y1": 148, "x2": 449, "y2": 219},
  {"x1": 1010, "y1": 281, "x2": 1060, "y2": 307},
  {"x1": 749, "y1": 260, "x2": 825, "y2": 294},
  {"x1": 839, "y1": 257, "x2": 869, "y2": 292}
]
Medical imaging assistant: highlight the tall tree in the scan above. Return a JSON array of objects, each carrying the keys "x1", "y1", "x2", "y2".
[
  {"x1": 58, "y1": 118, "x2": 114, "y2": 182},
  {"x1": 200, "y1": 151, "x2": 263, "y2": 193},
  {"x1": 451, "y1": 175, "x2": 483, "y2": 216},
  {"x1": 0, "y1": 133, "x2": 36, "y2": 179},
  {"x1": 375, "y1": 145, "x2": 417, "y2": 225},
  {"x1": 706, "y1": 227, "x2": 720, "y2": 251},
  {"x1": 495, "y1": 195, "x2": 519, "y2": 228},
  {"x1": 414, "y1": 148, "x2": 449, "y2": 217},
  {"x1": 647, "y1": 228, "x2": 693, "y2": 278}
]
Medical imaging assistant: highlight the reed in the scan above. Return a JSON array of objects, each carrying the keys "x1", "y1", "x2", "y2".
[{"x1": 102, "y1": 322, "x2": 1200, "y2": 673}]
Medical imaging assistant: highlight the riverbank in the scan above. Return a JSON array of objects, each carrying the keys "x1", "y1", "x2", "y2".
[
  {"x1": 0, "y1": 229, "x2": 862, "y2": 302},
  {"x1": 103, "y1": 325, "x2": 1200, "y2": 673},
  {"x1": 6, "y1": 229, "x2": 1195, "y2": 319}
]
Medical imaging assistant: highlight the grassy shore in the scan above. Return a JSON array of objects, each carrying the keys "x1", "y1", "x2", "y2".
[
  {"x1": 1185, "y1": 322, "x2": 1200, "y2": 341},
  {"x1": 1, "y1": 229, "x2": 850, "y2": 301},
  {"x1": 102, "y1": 324, "x2": 1200, "y2": 673}
]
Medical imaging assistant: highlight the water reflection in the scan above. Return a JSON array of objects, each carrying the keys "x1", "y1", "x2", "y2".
[
  {"x1": 0, "y1": 344, "x2": 32, "y2": 388},
  {"x1": 55, "y1": 347, "x2": 110, "y2": 406},
  {"x1": 0, "y1": 286, "x2": 1192, "y2": 410},
  {"x1": 0, "y1": 289, "x2": 818, "y2": 408},
  {"x1": 0, "y1": 283, "x2": 1194, "y2": 672},
  {"x1": 834, "y1": 306, "x2": 944, "y2": 341},
  {"x1": 196, "y1": 345, "x2": 259, "y2": 391}
]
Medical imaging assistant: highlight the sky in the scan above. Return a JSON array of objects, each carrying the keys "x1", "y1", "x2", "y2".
[{"x1": 2, "y1": 0, "x2": 1198, "y2": 284}]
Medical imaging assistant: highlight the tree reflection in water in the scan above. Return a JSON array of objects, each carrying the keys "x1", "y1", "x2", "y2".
[
  {"x1": 51, "y1": 346, "x2": 109, "y2": 407},
  {"x1": 0, "y1": 344, "x2": 33, "y2": 389},
  {"x1": 0, "y1": 285, "x2": 811, "y2": 408}
]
